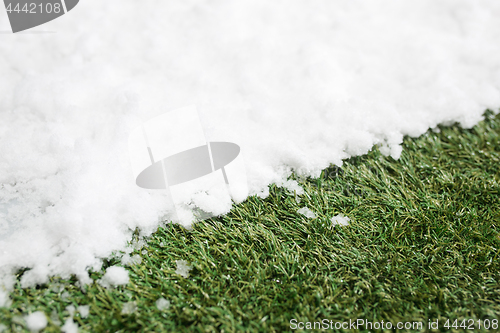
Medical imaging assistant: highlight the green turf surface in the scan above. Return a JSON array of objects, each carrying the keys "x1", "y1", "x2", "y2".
[{"x1": 1, "y1": 110, "x2": 499, "y2": 332}]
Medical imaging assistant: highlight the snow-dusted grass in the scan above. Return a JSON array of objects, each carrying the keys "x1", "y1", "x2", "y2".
[{"x1": 1, "y1": 111, "x2": 499, "y2": 331}]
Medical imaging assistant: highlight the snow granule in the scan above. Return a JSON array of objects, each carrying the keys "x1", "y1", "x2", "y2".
[
  {"x1": 0, "y1": 289, "x2": 11, "y2": 308},
  {"x1": 61, "y1": 291, "x2": 70, "y2": 302},
  {"x1": 121, "y1": 254, "x2": 142, "y2": 266},
  {"x1": 132, "y1": 239, "x2": 146, "y2": 251},
  {"x1": 65, "y1": 305, "x2": 76, "y2": 317},
  {"x1": 298, "y1": 207, "x2": 317, "y2": 219},
  {"x1": 24, "y1": 311, "x2": 47, "y2": 333},
  {"x1": 97, "y1": 266, "x2": 129, "y2": 289},
  {"x1": 50, "y1": 310, "x2": 61, "y2": 326},
  {"x1": 61, "y1": 318, "x2": 78, "y2": 333},
  {"x1": 121, "y1": 301, "x2": 138, "y2": 315},
  {"x1": 277, "y1": 180, "x2": 304, "y2": 196},
  {"x1": 0, "y1": 273, "x2": 14, "y2": 308},
  {"x1": 175, "y1": 260, "x2": 193, "y2": 278},
  {"x1": 77, "y1": 305, "x2": 90, "y2": 318},
  {"x1": 155, "y1": 297, "x2": 171, "y2": 311},
  {"x1": 331, "y1": 214, "x2": 350, "y2": 226},
  {"x1": 51, "y1": 283, "x2": 65, "y2": 293},
  {"x1": 1, "y1": 0, "x2": 500, "y2": 298},
  {"x1": 11, "y1": 316, "x2": 24, "y2": 326}
]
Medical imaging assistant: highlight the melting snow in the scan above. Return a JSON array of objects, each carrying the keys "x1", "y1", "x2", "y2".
[
  {"x1": 331, "y1": 214, "x2": 350, "y2": 226},
  {"x1": 175, "y1": 260, "x2": 193, "y2": 278},
  {"x1": 156, "y1": 297, "x2": 171, "y2": 311},
  {"x1": 121, "y1": 254, "x2": 142, "y2": 266},
  {"x1": 298, "y1": 207, "x2": 317, "y2": 219},
  {"x1": 121, "y1": 301, "x2": 138, "y2": 315},
  {"x1": 61, "y1": 318, "x2": 78, "y2": 333},
  {"x1": 77, "y1": 305, "x2": 90, "y2": 319},
  {"x1": 65, "y1": 305, "x2": 76, "y2": 317},
  {"x1": 50, "y1": 310, "x2": 61, "y2": 326}
]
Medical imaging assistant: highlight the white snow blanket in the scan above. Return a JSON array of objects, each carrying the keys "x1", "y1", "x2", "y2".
[{"x1": 1, "y1": 0, "x2": 499, "y2": 301}]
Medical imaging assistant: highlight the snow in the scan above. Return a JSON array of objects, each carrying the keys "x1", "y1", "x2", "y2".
[
  {"x1": 51, "y1": 283, "x2": 65, "y2": 293},
  {"x1": 175, "y1": 260, "x2": 193, "y2": 278},
  {"x1": 97, "y1": 266, "x2": 129, "y2": 289},
  {"x1": 121, "y1": 301, "x2": 138, "y2": 315},
  {"x1": 0, "y1": 289, "x2": 11, "y2": 308},
  {"x1": 61, "y1": 291, "x2": 70, "y2": 301},
  {"x1": 0, "y1": 270, "x2": 14, "y2": 308},
  {"x1": 122, "y1": 254, "x2": 142, "y2": 266},
  {"x1": 131, "y1": 239, "x2": 146, "y2": 252},
  {"x1": 24, "y1": 311, "x2": 48, "y2": 333},
  {"x1": 277, "y1": 180, "x2": 304, "y2": 196},
  {"x1": 11, "y1": 316, "x2": 24, "y2": 326},
  {"x1": 60, "y1": 306, "x2": 79, "y2": 333},
  {"x1": 121, "y1": 253, "x2": 142, "y2": 266},
  {"x1": 298, "y1": 207, "x2": 317, "y2": 219},
  {"x1": 77, "y1": 305, "x2": 90, "y2": 319},
  {"x1": 1, "y1": 0, "x2": 500, "y2": 301},
  {"x1": 331, "y1": 214, "x2": 350, "y2": 226},
  {"x1": 50, "y1": 310, "x2": 61, "y2": 326},
  {"x1": 65, "y1": 305, "x2": 76, "y2": 317},
  {"x1": 156, "y1": 297, "x2": 171, "y2": 311},
  {"x1": 61, "y1": 318, "x2": 78, "y2": 333}
]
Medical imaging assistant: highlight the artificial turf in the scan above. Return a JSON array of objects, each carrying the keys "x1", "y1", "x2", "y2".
[{"x1": 1, "y1": 110, "x2": 499, "y2": 332}]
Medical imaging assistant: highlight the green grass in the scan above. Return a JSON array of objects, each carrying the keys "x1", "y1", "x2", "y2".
[{"x1": 1, "y1": 110, "x2": 500, "y2": 333}]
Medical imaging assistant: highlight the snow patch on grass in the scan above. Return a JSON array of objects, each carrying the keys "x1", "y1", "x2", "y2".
[
  {"x1": 61, "y1": 318, "x2": 78, "y2": 333},
  {"x1": 24, "y1": 311, "x2": 47, "y2": 333},
  {"x1": 156, "y1": 297, "x2": 171, "y2": 311},
  {"x1": 77, "y1": 305, "x2": 90, "y2": 319},
  {"x1": 121, "y1": 301, "x2": 138, "y2": 315},
  {"x1": 298, "y1": 207, "x2": 317, "y2": 219},
  {"x1": 331, "y1": 214, "x2": 350, "y2": 226},
  {"x1": 121, "y1": 254, "x2": 142, "y2": 266},
  {"x1": 98, "y1": 266, "x2": 129, "y2": 289},
  {"x1": 175, "y1": 260, "x2": 193, "y2": 278}
]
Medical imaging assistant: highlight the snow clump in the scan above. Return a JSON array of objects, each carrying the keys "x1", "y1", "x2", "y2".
[
  {"x1": 61, "y1": 318, "x2": 78, "y2": 333},
  {"x1": 156, "y1": 297, "x2": 171, "y2": 311},
  {"x1": 175, "y1": 260, "x2": 193, "y2": 278},
  {"x1": 77, "y1": 305, "x2": 90, "y2": 319},
  {"x1": 121, "y1": 301, "x2": 138, "y2": 315},
  {"x1": 331, "y1": 214, "x2": 350, "y2": 226},
  {"x1": 121, "y1": 254, "x2": 142, "y2": 266},
  {"x1": 24, "y1": 311, "x2": 47, "y2": 333},
  {"x1": 298, "y1": 207, "x2": 317, "y2": 219},
  {"x1": 97, "y1": 266, "x2": 129, "y2": 289}
]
